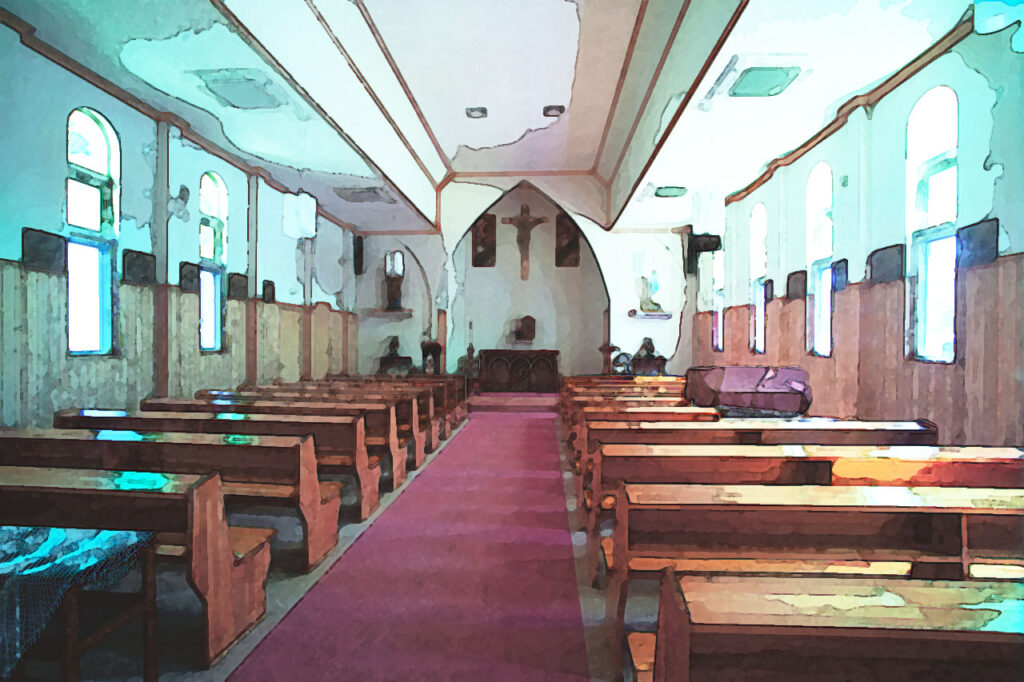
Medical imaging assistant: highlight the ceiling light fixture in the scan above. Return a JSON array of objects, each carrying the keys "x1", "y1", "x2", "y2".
[
  {"x1": 654, "y1": 186, "x2": 688, "y2": 198},
  {"x1": 465, "y1": 107, "x2": 488, "y2": 119},
  {"x1": 543, "y1": 105, "x2": 565, "y2": 117},
  {"x1": 729, "y1": 66, "x2": 802, "y2": 97}
]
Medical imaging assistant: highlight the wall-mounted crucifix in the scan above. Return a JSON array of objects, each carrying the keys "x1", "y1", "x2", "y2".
[{"x1": 501, "y1": 203, "x2": 548, "y2": 280}]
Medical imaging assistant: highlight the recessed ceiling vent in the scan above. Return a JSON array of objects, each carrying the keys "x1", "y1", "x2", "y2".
[
  {"x1": 729, "y1": 66, "x2": 801, "y2": 97},
  {"x1": 466, "y1": 107, "x2": 488, "y2": 119},
  {"x1": 195, "y1": 68, "x2": 288, "y2": 109},
  {"x1": 543, "y1": 105, "x2": 565, "y2": 117},
  {"x1": 333, "y1": 186, "x2": 396, "y2": 204}
]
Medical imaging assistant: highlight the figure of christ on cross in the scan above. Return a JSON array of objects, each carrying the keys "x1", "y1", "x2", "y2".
[{"x1": 502, "y1": 203, "x2": 548, "y2": 281}]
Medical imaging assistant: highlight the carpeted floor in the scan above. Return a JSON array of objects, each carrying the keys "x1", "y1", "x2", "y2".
[{"x1": 229, "y1": 412, "x2": 590, "y2": 681}]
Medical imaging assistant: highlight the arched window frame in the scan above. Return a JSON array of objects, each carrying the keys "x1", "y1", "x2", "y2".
[
  {"x1": 906, "y1": 85, "x2": 959, "y2": 364},
  {"x1": 65, "y1": 107, "x2": 120, "y2": 355},
  {"x1": 748, "y1": 202, "x2": 768, "y2": 354},
  {"x1": 805, "y1": 161, "x2": 834, "y2": 357},
  {"x1": 198, "y1": 171, "x2": 228, "y2": 352}
]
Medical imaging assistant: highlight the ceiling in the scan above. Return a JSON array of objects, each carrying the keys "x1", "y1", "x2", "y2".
[{"x1": 0, "y1": 0, "x2": 979, "y2": 236}]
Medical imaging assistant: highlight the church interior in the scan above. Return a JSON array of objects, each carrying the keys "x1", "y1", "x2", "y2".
[{"x1": 1, "y1": 0, "x2": 1023, "y2": 680}]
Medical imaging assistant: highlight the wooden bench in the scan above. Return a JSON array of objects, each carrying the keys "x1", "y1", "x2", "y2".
[
  {"x1": 0, "y1": 428, "x2": 340, "y2": 571},
  {"x1": 586, "y1": 417, "x2": 938, "y2": 454},
  {"x1": 570, "y1": 406, "x2": 719, "y2": 464},
  {"x1": 294, "y1": 378, "x2": 446, "y2": 448},
  {"x1": 144, "y1": 396, "x2": 407, "y2": 490},
  {"x1": 222, "y1": 385, "x2": 430, "y2": 469},
  {"x1": 605, "y1": 481, "x2": 1024, "y2": 674},
  {"x1": 635, "y1": 570, "x2": 1024, "y2": 682},
  {"x1": 53, "y1": 408, "x2": 380, "y2": 521},
  {"x1": 314, "y1": 374, "x2": 467, "y2": 437},
  {"x1": 0, "y1": 465, "x2": 272, "y2": 667},
  {"x1": 584, "y1": 443, "x2": 1024, "y2": 585}
]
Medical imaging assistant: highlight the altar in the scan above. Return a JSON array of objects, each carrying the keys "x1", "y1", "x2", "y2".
[{"x1": 478, "y1": 349, "x2": 560, "y2": 393}]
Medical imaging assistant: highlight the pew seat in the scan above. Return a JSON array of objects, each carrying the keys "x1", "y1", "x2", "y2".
[
  {"x1": 52, "y1": 409, "x2": 381, "y2": 521},
  {"x1": 0, "y1": 466, "x2": 271, "y2": 667},
  {"x1": 643, "y1": 571, "x2": 1024, "y2": 682},
  {"x1": 0, "y1": 428, "x2": 343, "y2": 570}
]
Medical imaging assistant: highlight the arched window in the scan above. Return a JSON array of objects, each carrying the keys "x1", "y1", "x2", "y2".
[
  {"x1": 66, "y1": 107, "x2": 119, "y2": 354},
  {"x1": 806, "y1": 161, "x2": 833, "y2": 357},
  {"x1": 199, "y1": 171, "x2": 228, "y2": 263},
  {"x1": 198, "y1": 172, "x2": 228, "y2": 351},
  {"x1": 907, "y1": 85, "x2": 958, "y2": 363},
  {"x1": 749, "y1": 203, "x2": 768, "y2": 354}
]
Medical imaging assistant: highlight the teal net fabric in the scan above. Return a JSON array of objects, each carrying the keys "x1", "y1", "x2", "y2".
[{"x1": 0, "y1": 526, "x2": 155, "y2": 679}]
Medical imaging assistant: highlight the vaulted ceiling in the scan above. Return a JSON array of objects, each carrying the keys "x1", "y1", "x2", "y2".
[{"x1": 1, "y1": 0, "x2": 976, "y2": 236}]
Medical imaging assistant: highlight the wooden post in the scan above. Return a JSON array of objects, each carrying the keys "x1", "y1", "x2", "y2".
[
  {"x1": 245, "y1": 175, "x2": 259, "y2": 385},
  {"x1": 152, "y1": 120, "x2": 170, "y2": 397},
  {"x1": 437, "y1": 309, "x2": 447, "y2": 374}
]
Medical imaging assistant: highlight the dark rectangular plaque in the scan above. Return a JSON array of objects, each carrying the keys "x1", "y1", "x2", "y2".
[
  {"x1": 555, "y1": 213, "x2": 580, "y2": 267},
  {"x1": 867, "y1": 244, "x2": 904, "y2": 285},
  {"x1": 227, "y1": 273, "x2": 248, "y2": 300},
  {"x1": 957, "y1": 218, "x2": 998, "y2": 270},
  {"x1": 832, "y1": 258, "x2": 849, "y2": 292},
  {"x1": 261, "y1": 280, "x2": 275, "y2": 304},
  {"x1": 178, "y1": 262, "x2": 199, "y2": 293},
  {"x1": 353, "y1": 235, "x2": 364, "y2": 276},
  {"x1": 763, "y1": 279, "x2": 774, "y2": 302},
  {"x1": 22, "y1": 228, "x2": 67, "y2": 274},
  {"x1": 471, "y1": 214, "x2": 496, "y2": 267},
  {"x1": 122, "y1": 249, "x2": 156, "y2": 285},
  {"x1": 786, "y1": 270, "x2": 807, "y2": 300}
]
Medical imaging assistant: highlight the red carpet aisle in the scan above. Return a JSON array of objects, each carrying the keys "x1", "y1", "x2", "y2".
[{"x1": 230, "y1": 412, "x2": 590, "y2": 681}]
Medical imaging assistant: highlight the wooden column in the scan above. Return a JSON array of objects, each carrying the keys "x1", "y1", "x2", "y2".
[
  {"x1": 152, "y1": 120, "x2": 171, "y2": 397},
  {"x1": 245, "y1": 175, "x2": 259, "y2": 386},
  {"x1": 300, "y1": 237, "x2": 314, "y2": 380},
  {"x1": 437, "y1": 309, "x2": 447, "y2": 374}
]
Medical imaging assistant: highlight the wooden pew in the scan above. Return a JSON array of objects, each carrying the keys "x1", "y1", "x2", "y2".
[
  {"x1": 144, "y1": 396, "x2": 407, "y2": 490},
  {"x1": 586, "y1": 417, "x2": 938, "y2": 454},
  {"x1": 585, "y1": 443, "x2": 1024, "y2": 585},
  {"x1": 217, "y1": 385, "x2": 430, "y2": 469},
  {"x1": 53, "y1": 408, "x2": 381, "y2": 521},
  {"x1": 570, "y1": 406, "x2": 719, "y2": 462},
  {"x1": 605, "y1": 481, "x2": 1024, "y2": 674},
  {"x1": 0, "y1": 466, "x2": 272, "y2": 667},
  {"x1": 636, "y1": 569, "x2": 1024, "y2": 682},
  {"x1": 294, "y1": 378, "x2": 448, "y2": 446},
  {"x1": 319, "y1": 374, "x2": 468, "y2": 434},
  {"x1": 0, "y1": 428, "x2": 340, "y2": 571}
]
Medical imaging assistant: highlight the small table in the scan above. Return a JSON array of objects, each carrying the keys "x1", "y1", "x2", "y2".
[{"x1": 1, "y1": 525, "x2": 156, "y2": 680}]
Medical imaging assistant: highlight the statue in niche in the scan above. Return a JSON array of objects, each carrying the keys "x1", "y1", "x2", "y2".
[
  {"x1": 377, "y1": 336, "x2": 413, "y2": 375},
  {"x1": 384, "y1": 250, "x2": 405, "y2": 310},
  {"x1": 502, "y1": 204, "x2": 548, "y2": 280},
  {"x1": 421, "y1": 334, "x2": 442, "y2": 375}
]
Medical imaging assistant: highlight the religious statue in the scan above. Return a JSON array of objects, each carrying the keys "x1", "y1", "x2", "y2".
[
  {"x1": 630, "y1": 337, "x2": 668, "y2": 376},
  {"x1": 384, "y1": 250, "x2": 405, "y2": 311},
  {"x1": 636, "y1": 275, "x2": 664, "y2": 312},
  {"x1": 502, "y1": 204, "x2": 548, "y2": 280},
  {"x1": 377, "y1": 336, "x2": 413, "y2": 375}
]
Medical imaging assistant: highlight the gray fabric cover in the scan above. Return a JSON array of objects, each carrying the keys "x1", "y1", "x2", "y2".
[{"x1": 685, "y1": 366, "x2": 812, "y2": 416}]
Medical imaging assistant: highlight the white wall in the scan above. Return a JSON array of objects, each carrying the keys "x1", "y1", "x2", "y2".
[
  {"x1": 446, "y1": 185, "x2": 607, "y2": 376},
  {"x1": 0, "y1": 24, "x2": 155, "y2": 266},
  {"x1": 703, "y1": 28, "x2": 1021, "y2": 313},
  {"x1": 166, "y1": 129, "x2": 248, "y2": 284}
]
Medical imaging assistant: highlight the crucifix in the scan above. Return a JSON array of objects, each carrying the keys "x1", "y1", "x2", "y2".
[{"x1": 501, "y1": 203, "x2": 548, "y2": 280}]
